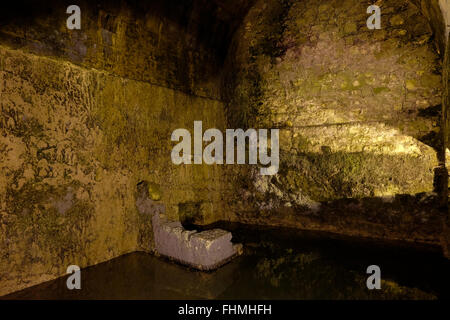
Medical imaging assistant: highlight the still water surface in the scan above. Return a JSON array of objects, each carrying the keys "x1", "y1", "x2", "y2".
[{"x1": 4, "y1": 223, "x2": 450, "y2": 299}]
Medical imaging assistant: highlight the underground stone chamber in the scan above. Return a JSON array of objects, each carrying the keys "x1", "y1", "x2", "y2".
[{"x1": 0, "y1": 0, "x2": 449, "y2": 299}]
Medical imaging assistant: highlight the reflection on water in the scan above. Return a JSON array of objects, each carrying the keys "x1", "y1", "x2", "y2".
[{"x1": 3, "y1": 223, "x2": 450, "y2": 299}]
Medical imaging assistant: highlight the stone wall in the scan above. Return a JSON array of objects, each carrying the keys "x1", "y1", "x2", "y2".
[
  {"x1": 442, "y1": 10, "x2": 450, "y2": 258},
  {"x1": 0, "y1": 0, "x2": 252, "y2": 99},
  {"x1": 222, "y1": 0, "x2": 446, "y2": 243},
  {"x1": 409, "y1": 0, "x2": 448, "y2": 54},
  {"x1": 0, "y1": 45, "x2": 229, "y2": 296},
  {"x1": 414, "y1": 0, "x2": 450, "y2": 256},
  {"x1": 0, "y1": 0, "x2": 246, "y2": 295},
  {"x1": 1, "y1": 0, "x2": 449, "y2": 296}
]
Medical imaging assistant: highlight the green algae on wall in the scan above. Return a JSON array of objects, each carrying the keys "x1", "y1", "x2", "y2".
[{"x1": 223, "y1": 0, "x2": 443, "y2": 240}]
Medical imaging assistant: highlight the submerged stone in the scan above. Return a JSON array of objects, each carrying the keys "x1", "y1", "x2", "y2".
[
  {"x1": 136, "y1": 189, "x2": 242, "y2": 271},
  {"x1": 152, "y1": 212, "x2": 243, "y2": 270}
]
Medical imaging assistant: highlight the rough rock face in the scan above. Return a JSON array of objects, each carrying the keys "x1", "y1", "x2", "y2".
[
  {"x1": 0, "y1": 0, "x2": 258, "y2": 295},
  {"x1": 0, "y1": 44, "x2": 230, "y2": 296},
  {"x1": 0, "y1": 0, "x2": 251, "y2": 99},
  {"x1": 0, "y1": 0, "x2": 449, "y2": 295},
  {"x1": 223, "y1": 0, "x2": 446, "y2": 239},
  {"x1": 443, "y1": 25, "x2": 450, "y2": 258}
]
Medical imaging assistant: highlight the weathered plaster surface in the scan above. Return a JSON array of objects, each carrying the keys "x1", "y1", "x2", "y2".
[
  {"x1": 1, "y1": 0, "x2": 449, "y2": 295},
  {"x1": 222, "y1": 0, "x2": 447, "y2": 243},
  {"x1": 0, "y1": 45, "x2": 229, "y2": 296}
]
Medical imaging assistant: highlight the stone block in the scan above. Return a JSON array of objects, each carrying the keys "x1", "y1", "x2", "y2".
[{"x1": 150, "y1": 208, "x2": 242, "y2": 270}]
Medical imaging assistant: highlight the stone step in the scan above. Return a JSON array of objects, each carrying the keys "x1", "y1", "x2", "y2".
[{"x1": 152, "y1": 213, "x2": 242, "y2": 271}]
